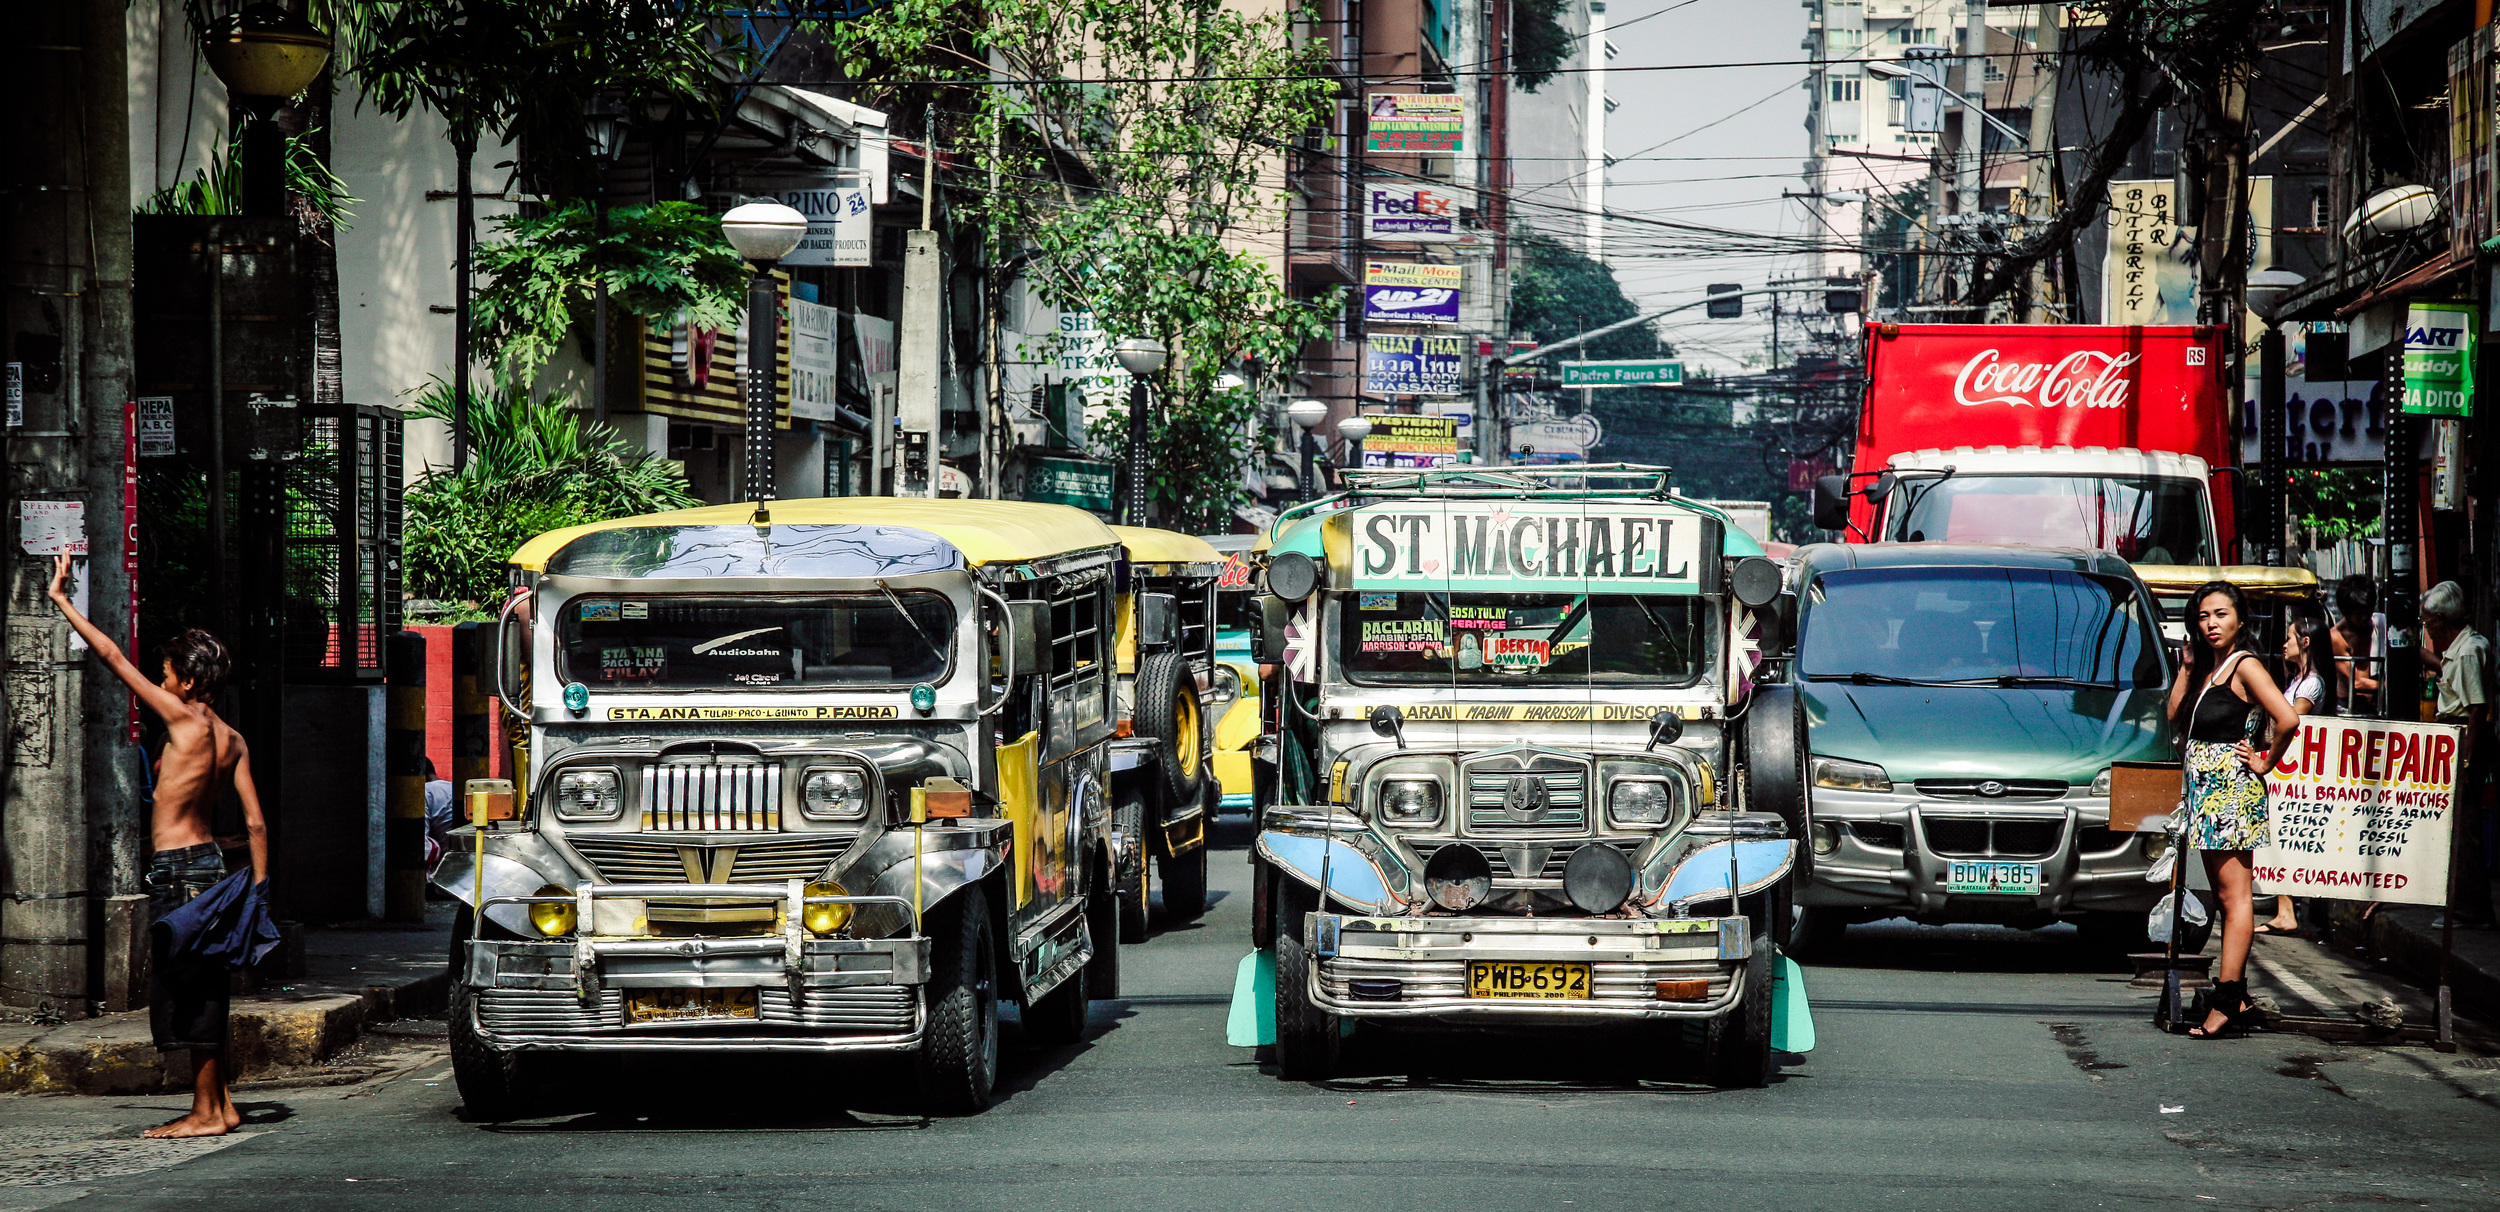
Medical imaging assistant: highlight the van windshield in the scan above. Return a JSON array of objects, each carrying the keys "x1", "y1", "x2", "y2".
[
  {"x1": 1798, "y1": 567, "x2": 2165, "y2": 688},
  {"x1": 558, "y1": 594, "x2": 952, "y2": 690},
  {"x1": 1882, "y1": 474, "x2": 2212, "y2": 564},
  {"x1": 1338, "y1": 592, "x2": 1703, "y2": 686}
]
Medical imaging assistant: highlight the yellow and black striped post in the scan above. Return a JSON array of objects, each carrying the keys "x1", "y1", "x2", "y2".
[
  {"x1": 452, "y1": 622, "x2": 489, "y2": 791},
  {"x1": 385, "y1": 630, "x2": 428, "y2": 922}
]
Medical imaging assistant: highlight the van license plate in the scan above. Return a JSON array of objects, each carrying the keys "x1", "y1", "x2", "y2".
[
  {"x1": 1466, "y1": 961, "x2": 1590, "y2": 999},
  {"x1": 626, "y1": 988, "x2": 759, "y2": 1024},
  {"x1": 1946, "y1": 861, "x2": 2042, "y2": 895}
]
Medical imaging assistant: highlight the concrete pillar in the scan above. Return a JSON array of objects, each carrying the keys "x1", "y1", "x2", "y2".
[
  {"x1": 897, "y1": 230, "x2": 941, "y2": 497},
  {"x1": 386, "y1": 631, "x2": 428, "y2": 920}
]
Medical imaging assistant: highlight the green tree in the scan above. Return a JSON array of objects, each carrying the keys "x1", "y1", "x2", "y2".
[
  {"x1": 824, "y1": 0, "x2": 1342, "y2": 529},
  {"x1": 469, "y1": 201, "x2": 747, "y2": 386},
  {"x1": 1511, "y1": 0, "x2": 1577, "y2": 92},
  {"x1": 1509, "y1": 223, "x2": 1660, "y2": 358},
  {"x1": 402, "y1": 380, "x2": 698, "y2": 607}
]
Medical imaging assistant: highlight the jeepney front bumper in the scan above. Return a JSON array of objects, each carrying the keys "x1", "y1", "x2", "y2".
[
  {"x1": 1304, "y1": 911, "x2": 1753, "y2": 1022},
  {"x1": 462, "y1": 882, "x2": 931, "y2": 1054}
]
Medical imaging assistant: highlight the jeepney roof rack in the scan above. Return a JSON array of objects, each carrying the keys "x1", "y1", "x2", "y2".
[{"x1": 1275, "y1": 464, "x2": 1677, "y2": 527}]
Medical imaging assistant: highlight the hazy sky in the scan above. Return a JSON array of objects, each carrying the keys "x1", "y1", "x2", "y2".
[{"x1": 1588, "y1": 0, "x2": 1814, "y2": 374}]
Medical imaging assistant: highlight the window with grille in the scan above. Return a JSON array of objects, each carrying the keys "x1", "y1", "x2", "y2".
[{"x1": 284, "y1": 404, "x2": 402, "y2": 681}]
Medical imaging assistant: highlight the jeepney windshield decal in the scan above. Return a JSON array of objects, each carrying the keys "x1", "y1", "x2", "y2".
[
  {"x1": 559, "y1": 593, "x2": 954, "y2": 690},
  {"x1": 1350, "y1": 503, "x2": 1709, "y2": 594},
  {"x1": 1340, "y1": 591, "x2": 1704, "y2": 686}
]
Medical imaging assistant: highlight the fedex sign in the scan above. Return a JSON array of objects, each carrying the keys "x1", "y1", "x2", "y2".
[{"x1": 1366, "y1": 185, "x2": 1459, "y2": 242}]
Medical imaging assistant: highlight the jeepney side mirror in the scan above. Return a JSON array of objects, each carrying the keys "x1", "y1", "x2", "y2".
[
  {"x1": 1369, "y1": 704, "x2": 1406, "y2": 750},
  {"x1": 1005, "y1": 600, "x2": 1049, "y2": 682},
  {"x1": 1253, "y1": 595, "x2": 1290, "y2": 664},
  {"x1": 1645, "y1": 709, "x2": 1684, "y2": 753},
  {"x1": 1812, "y1": 475, "x2": 1850, "y2": 531},
  {"x1": 1138, "y1": 592, "x2": 1180, "y2": 651}
]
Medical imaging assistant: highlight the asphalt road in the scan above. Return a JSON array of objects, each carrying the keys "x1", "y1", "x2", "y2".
[{"x1": 7, "y1": 829, "x2": 2500, "y2": 1211}]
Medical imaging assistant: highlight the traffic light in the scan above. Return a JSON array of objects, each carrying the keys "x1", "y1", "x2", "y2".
[
  {"x1": 1824, "y1": 276, "x2": 1862, "y2": 314},
  {"x1": 1706, "y1": 283, "x2": 1743, "y2": 319}
]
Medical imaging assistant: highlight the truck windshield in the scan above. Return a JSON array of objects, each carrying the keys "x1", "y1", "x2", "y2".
[
  {"x1": 558, "y1": 594, "x2": 953, "y2": 690},
  {"x1": 1339, "y1": 592, "x2": 1702, "y2": 686},
  {"x1": 1883, "y1": 474, "x2": 2211, "y2": 564},
  {"x1": 1798, "y1": 567, "x2": 2165, "y2": 688}
]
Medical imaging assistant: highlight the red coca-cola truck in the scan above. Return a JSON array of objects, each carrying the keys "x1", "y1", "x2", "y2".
[{"x1": 1813, "y1": 323, "x2": 2238, "y2": 566}]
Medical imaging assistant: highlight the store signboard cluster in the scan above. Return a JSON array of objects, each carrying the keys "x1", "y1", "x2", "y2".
[
  {"x1": 1366, "y1": 184, "x2": 1460, "y2": 241},
  {"x1": 1366, "y1": 95, "x2": 1465, "y2": 152},
  {"x1": 1364, "y1": 333, "x2": 1464, "y2": 395},
  {"x1": 1364, "y1": 262, "x2": 1462, "y2": 325},
  {"x1": 2254, "y1": 717, "x2": 2460, "y2": 906}
]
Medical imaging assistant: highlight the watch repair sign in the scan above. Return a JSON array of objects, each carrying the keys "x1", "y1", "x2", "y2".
[{"x1": 2252, "y1": 716, "x2": 2460, "y2": 906}]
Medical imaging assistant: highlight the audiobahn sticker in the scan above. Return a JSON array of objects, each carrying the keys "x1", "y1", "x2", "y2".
[
  {"x1": 1351, "y1": 503, "x2": 1709, "y2": 593},
  {"x1": 607, "y1": 705, "x2": 900, "y2": 721}
]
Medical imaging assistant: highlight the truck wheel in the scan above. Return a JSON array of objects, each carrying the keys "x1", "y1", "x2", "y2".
[
  {"x1": 1704, "y1": 942, "x2": 1776, "y2": 1089},
  {"x1": 1744, "y1": 683, "x2": 1812, "y2": 878},
  {"x1": 1115, "y1": 788, "x2": 1150, "y2": 943},
  {"x1": 1271, "y1": 881, "x2": 1339, "y2": 1081},
  {"x1": 915, "y1": 884, "x2": 1000, "y2": 1115},
  {"x1": 1136, "y1": 650, "x2": 1204, "y2": 803},
  {"x1": 1021, "y1": 962, "x2": 1089, "y2": 1049},
  {"x1": 1085, "y1": 871, "x2": 1122, "y2": 999},
  {"x1": 448, "y1": 984, "x2": 538, "y2": 1121},
  {"x1": 1160, "y1": 838, "x2": 1209, "y2": 921}
]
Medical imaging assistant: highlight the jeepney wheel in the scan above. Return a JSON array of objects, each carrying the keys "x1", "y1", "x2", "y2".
[
  {"x1": 448, "y1": 983, "x2": 541, "y2": 1121},
  {"x1": 1704, "y1": 939, "x2": 1776, "y2": 1089},
  {"x1": 1160, "y1": 839, "x2": 1208, "y2": 921},
  {"x1": 1137, "y1": 650, "x2": 1205, "y2": 803},
  {"x1": 1085, "y1": 862, "x2": 1122, "y2": 999},
  {"x1": 1271, "y1": 880, "x2": 1340, "y2": 1081},
  {"x1": 916, "y1": 883, "x2": 1000, "y2": 1115},
  {"x1": 1022, "y1": 959, "x2": 1090, "y2": 1048},
  {"x1": 1115, "y1": 787, "x2": 1151, "y2": 943}
]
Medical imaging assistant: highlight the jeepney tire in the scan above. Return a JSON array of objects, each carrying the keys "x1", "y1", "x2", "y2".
[
  {"x1": 1160, "y1": 837, "x2": 1209, "y2": 921},
  {"x1": 1022, "y1": 958, "x2": 1090, "y2": 1049},
  {"x1": 1137, "y1": 649, "x2": 1204, "y2": 803},
  {"x1": 448, "y1": 983, "x2": 540, "y2": 1121},
  {"x1": 1085, "y1": 865, "x2": 1122, "y2": 999},
  {"x1": 915, "y1": 883, "x2": 1001, "y2": 1116},
  {"x1": 1744, "y1": 683, "x2": 1812, "y2": 879},
  {"x1": 1705, "y1": 941, "x2": 1776, "y2": 1090},
  {"x1": 1115, "y1": 787, "x2": 1151, "y2": 943},
  {"x1": 1788, "y1": 904, "x2": 1847, "y2": 959},
  {"x1": 1271, "y1": 881, "x2": 1340, "y2": 1082}
]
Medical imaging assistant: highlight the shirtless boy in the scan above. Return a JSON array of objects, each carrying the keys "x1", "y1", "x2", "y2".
[{"x1": 48, "y1": 553, "x2": 266, "y2": 1138}]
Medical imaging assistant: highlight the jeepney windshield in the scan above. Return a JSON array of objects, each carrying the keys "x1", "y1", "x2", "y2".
[
  {"x1": 1883, "y1": 473, "x2": 2213, "y2": 565},
  {"x1": 1339, "y1": 591, "x2": 1703, "y2": 686},
  {"x1": 558, "y1": 594, "x2": 954, "y2": 690},
  {"x1": 1797, "y1": 567, "x2": 2166, "y2": 688}
]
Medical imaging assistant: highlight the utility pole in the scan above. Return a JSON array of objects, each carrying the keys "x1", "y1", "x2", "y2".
[
  {"x1": 897, "y1": 105, "x2": 942, "y2": 498},
  {"x1": 2021, "y1": 10, "x2": 2062, "y2": 321},
  {"x1": 1956, "y1": 0, "x2": 1985, "y2": 312}
]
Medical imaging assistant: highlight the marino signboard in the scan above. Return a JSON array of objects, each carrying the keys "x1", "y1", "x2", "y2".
[{"x1": 1348, "y1": 503, "x2": 1710, "y2": 594}]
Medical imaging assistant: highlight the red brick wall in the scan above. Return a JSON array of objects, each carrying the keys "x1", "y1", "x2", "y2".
[{"x1": 406, "y1": 624, "x2": 507, "y2": 783}]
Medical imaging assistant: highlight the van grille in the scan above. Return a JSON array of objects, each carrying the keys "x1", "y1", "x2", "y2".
[
  {"x1": 642, "y1": 761, "x2": 782, "y2": 831},
  {"x1": 1921, "y1": 817, "x2": 2064, "y2": 859}
]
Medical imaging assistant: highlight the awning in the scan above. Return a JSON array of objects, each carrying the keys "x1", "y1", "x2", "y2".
[{"x1": 2335, "y1": 251, "x2": 2473, "y2": 318}]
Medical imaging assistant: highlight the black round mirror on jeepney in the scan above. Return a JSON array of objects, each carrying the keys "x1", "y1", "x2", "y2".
[
  {"x1": 1369, "y1": 704, "x2": 1406, "y2": 749},
  {"x1": 1645, "y1": 709, "x2": 1683, "y2": 752},
  {"x1": 1265, "y1": 550, "x2": 1319, "y2": 602},
  {"x1": 1731, "y1": 556, "x2": 1783, "y2": 608}
]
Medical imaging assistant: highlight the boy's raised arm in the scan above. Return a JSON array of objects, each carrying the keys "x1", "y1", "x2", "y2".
[{"x1": 47, "y1": 553, "x2": 189, "y2": 719}]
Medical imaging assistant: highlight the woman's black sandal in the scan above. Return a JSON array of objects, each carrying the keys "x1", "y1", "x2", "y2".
[{"x1": 2186, "y1": 979, "x2": 2262, "y2": 1039}]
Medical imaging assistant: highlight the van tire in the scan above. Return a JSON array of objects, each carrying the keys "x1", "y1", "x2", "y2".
[
  {"x1": 915, "y1": 885, "x2": 1000, "y2": 1116},
  {"x1": 1136, "y1": 650, "x2": 1203, "y2": 803}
]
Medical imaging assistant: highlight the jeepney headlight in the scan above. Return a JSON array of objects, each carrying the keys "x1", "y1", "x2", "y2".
[
  {"x1": 527, "y1": 884, "x2": 577, "y2": 937},
  {"x1": 801, "y1": 768, "x2": 870, "y2": 821},
  {"x1": 1379, "y1": 778, "x2": 1443, "y2": 825},
  {"x1": 1607, "y1": 777, "x2": 1676, "y2": 827},
  {"x1": 2090, "y1": 767, "x2": 2113, "y2": 797},
  {"x1": 1812, "y1": 756, "x2": 1892, "y2": 793},
  {"x1": 553, "y1": 768, "x2": 622, "y2": 821},
  {"x1": 803, "y1": 881, "x2": 854, "y2": 935}
]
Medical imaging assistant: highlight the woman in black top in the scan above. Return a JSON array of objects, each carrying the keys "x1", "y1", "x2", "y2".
[{"x1": 2165, "y1": 582, "x2": 2300, "y2": 1038}]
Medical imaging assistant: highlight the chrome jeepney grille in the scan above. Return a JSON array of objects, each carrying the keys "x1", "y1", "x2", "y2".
[
  {"x1": 566, "y1": 836, "x2": 855, "y2": 885},
  {"x1": 642, "y1": 761, "x2": 782, "y2": 831},
  {"x1": 1464, "y1": 771, "x2": 1588, "y2": 830},
  {"x1": 475, "y1": 986, "x2": 913, "y2": 1034}
]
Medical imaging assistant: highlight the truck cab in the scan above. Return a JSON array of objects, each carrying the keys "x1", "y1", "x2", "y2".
[{"x1": 1864, "y1": 445, "x2": 2219, "y2": 567}]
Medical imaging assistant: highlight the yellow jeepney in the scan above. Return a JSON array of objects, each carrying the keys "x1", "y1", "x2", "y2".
[{"x1": 1105, "y1": 526, "x2": 1232, "y2": 939}]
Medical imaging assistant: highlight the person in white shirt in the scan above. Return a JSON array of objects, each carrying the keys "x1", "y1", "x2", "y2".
[
  {"x1": 2261, "y1": 608, "x2": 2331, "y2": 938},
  {"x1": 2421, "y1": 582, "x2": 2491, "y2": 927}
]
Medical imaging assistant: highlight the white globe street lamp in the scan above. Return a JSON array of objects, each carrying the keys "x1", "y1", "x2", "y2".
[
  {"x1": 720, "y1": 200, "x2": 809, "y2": 513},
  {"x1": 1113, "y1": 337, "x2": 1169, "y2": 524}
]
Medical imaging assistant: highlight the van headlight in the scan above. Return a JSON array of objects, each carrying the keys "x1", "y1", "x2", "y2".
[
  {"x1": 801, "y1": 768, "x2": 870, "y2": 821},
  {"x1": 553, "y1": 768, "x2": 622, "y2": 820},
  {"x1": 1811, "y1": 756, "x2": 1892, "y2": 792},
  {"x1": 1378, "y1": 778, "x2": 1443, "y2": 826},
  {"x1": 1607, "y1": 778, "x2": 1676, "y2": 827},
  {"x1": 2090, "y1": 767, "x2": 2113, "y2": 797}
]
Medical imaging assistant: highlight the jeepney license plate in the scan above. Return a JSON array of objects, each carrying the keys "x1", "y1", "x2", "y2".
[
  {"x1": 1946, "y1": 861, "x2": 2042, "y2": 896},
  {"x1": 625, "y1": 988, "x2": 759, "y2": 1024},
  {"x1": 1466, "y1": 961, "x2": 1591, "y2": 1000}
]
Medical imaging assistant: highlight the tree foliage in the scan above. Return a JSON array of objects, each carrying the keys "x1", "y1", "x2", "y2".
[
  {"x1": 1511, "y1": 0, "x2": 1576, "y2": 93},
  {"x1": 2288, "y1": 467, "x2": 2381, "y2": 544},
  {"x1": 471, "y1": 201, "x2": 747, "y2": 385},
  {"x1": 1508, "y1": 224, "x2": 1660, "y2": 359},
  {"x1": 823, "y1": 0, "x2": 1343, "y2": 528},
  {"x1": 402, "y1": 380, "x2": 698, "y2": 605}
]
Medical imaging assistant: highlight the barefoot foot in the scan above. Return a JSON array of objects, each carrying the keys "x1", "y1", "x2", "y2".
[{"x1": 142, "y1": 1112, "x2": 233, "y2": 1138}]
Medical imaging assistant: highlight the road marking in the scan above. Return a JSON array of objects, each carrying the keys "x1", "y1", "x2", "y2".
[{"x1": 2250, "y1": 951, "x2": 2338, "y2": 1015}]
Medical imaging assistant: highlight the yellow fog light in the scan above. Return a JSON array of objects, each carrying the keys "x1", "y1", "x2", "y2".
[
  {"x1": 803, "y1": 882, "x2": 854, "y2": 936},
  {"x1": 527, "y1": 885, "x2": 577, "y2": 937}
]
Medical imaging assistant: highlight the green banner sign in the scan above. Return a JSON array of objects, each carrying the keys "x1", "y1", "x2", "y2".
[
  {"x1": 1559, "y1": 360, "x2": 1685, "y2": 388},
  {"x1": 2403, "y1": 303, "x2": 2475, "y2": 417},
  {"x1": 1025, "y1": 456, "x2": 1116, "y2": 514}
]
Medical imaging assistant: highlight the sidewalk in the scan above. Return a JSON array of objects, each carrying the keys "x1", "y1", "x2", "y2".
[
  {"x1": 0, "y1": 903, "x2": 454, "y2": 1096},
  {"x1": 2338, "y1": 903, "x2": 2500, "y2": 1029}
]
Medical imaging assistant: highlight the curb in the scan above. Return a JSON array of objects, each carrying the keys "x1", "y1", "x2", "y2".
[
  {"x1": 0, "y1": 970, "x2": 450, "y2": 1096},
  {"x1": 2356, "y1": 907, "x2": 2500, "y2": 1027}
]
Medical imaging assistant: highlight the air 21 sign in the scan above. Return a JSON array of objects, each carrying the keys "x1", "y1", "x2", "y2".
[{"x1": 1349, "y1": 504, "x2": 1710, "y2": 594}]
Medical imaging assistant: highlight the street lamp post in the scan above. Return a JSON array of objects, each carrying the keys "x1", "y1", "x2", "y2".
[
  {"x1": 585, "y1": 96, "x2": 631, "y2": 425},
  {"x1": 1114, "y1": 337, "x2": 1167, "y2": 526},
  {"x1": 2245, "y1": 268, "x2": 2303, "y2": 569},
  {"x1": 721, "y1": 201, "x2": 810, "y2": 521},
  {"x1": 200, "y1": 3, "x2": 332, "y2": 218},
  {"x1": 1337, "y1": 414, "x2": 1374, "y2": 476},
  {"x1": 1287, "y1": 398, "x2": 1329, "y2": 501}
]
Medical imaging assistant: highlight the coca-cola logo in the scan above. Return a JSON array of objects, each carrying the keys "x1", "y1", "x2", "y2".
[{"x1": 1952, "y1": 348, "x2": 2142, "y2": 409}]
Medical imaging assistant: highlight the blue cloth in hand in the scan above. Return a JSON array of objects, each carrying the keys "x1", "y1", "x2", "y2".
[{"x1": 151, "y1": 867, "x2": 280, "y2": 972}]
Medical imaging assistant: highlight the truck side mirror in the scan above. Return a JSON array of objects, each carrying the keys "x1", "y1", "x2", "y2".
[
  {"x1": 1866, "y1": 471, "x2": 1897, "y2": 502},
  {"x1": 1253, "y1": 595, "x2": 1291, "y2": 663},
  {"x1": 1812, "y1": 475, "x2": 1851, "y2": 531},
  {"x1": 1138, "y1": 592, "x2": 1180, "y2": 650},
  {"x1": 1005, "y1": 600, "x2": 1049, "y2": 681}
]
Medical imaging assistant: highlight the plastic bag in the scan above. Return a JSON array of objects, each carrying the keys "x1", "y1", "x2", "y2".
[{"x1": 2147, "y1": 889, "x2": 2209, "y2": 945}]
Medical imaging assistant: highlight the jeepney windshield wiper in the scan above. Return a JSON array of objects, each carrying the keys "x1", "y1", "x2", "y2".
[{"x1": 874, "y1": 579, "x2": 945, "y2": 666}]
